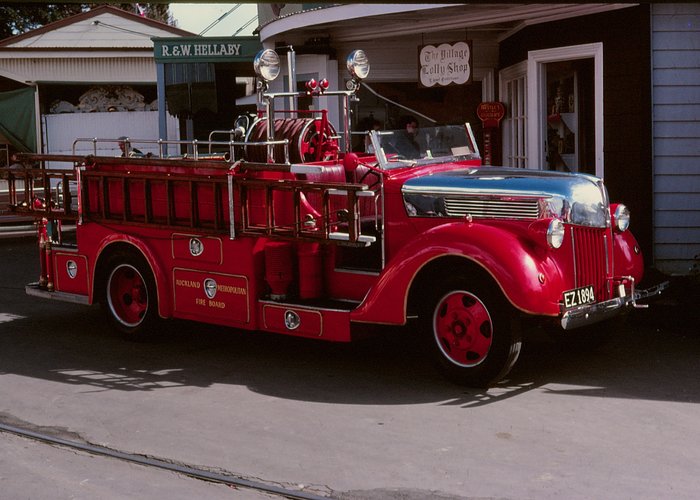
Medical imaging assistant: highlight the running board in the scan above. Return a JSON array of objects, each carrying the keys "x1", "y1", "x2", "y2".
[{"x1": 25, "y1": 282, "x2": 90, "y2": 305}]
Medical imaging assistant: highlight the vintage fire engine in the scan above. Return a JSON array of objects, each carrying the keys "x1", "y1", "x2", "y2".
[{"x1": 1, "y1": 49, "x2": 667, "y2": 387}]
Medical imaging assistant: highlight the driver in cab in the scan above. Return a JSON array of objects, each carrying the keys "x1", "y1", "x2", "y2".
[{"x1": 391, "y1": 116, "x2": 421, "y2": 159}]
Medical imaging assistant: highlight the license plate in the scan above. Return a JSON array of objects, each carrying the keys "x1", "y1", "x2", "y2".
[{"x1": 563, "y1": 285, "x2": 596, "y2": 309}]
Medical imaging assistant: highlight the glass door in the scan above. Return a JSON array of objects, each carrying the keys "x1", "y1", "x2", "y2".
[{"x1": 544, "y1": 59, "x2": 595, "y2": 174}]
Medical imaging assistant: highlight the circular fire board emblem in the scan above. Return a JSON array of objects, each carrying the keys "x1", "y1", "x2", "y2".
[
  {"x1": 284, "y1": 310, "x2": 301, "y2": 330},
  {"x1": 204, "y1": 278, "x2": 217, "y2": 299},
  {"x1": 66, "y1": 260, "x2": 78, "y2": 279},
  {"x1": 189, "y1": 238, "x2": 204, "y2": 257}
]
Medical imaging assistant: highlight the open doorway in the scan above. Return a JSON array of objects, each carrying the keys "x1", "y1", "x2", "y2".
[
  {"x1": 544, "y1": 59, "x2": 595, "y2": 175},
  {"x1": 527, "y1": 43, "x2": 603, "y2": 178}
]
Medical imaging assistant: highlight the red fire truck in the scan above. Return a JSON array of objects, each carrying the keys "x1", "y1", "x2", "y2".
[{"x1": 2, "y1": 49, "x2": 667, "y2": 387}]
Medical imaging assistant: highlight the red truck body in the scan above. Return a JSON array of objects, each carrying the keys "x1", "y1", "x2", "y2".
[{"x1": 1, "y1": 49, "x2": 666, "y2": 386}]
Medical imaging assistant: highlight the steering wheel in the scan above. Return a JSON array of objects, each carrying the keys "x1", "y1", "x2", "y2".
[
  {"x1": 357, "y1": 166, "x2": 381, "y2": 189},
  {"x1": 385, "y1": 152, "x2": 407, "y2": 161}
]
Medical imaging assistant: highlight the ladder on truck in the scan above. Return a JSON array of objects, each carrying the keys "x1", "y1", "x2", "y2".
[
  {"x1": 2, "y1": 155, "x2": 378, "y2": 247},
  {"x1": 236, "y1": 162, "x2": 377, "y2": 247},
  {"x1": 1, "y1": 154, "x2": 81, "y2": 222}
]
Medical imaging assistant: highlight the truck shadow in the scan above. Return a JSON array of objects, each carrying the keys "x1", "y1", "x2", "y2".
[
  {"x1": 458, "y1": 313, "x2": 700, "y2": 407},
  {"x1": 1, "y1": 297, "x2": 700, "y2": 407}
]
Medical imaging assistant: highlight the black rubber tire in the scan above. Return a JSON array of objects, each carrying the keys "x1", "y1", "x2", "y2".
[
  {"x1": 419, "y1": 276, "x2": 522, "y2": 387},
  {"x1": 102, "y1": 252, "x2": 160, "y2": 341}
]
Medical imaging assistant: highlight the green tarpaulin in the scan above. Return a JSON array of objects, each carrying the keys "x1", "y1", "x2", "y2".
[{"x1": 0, "y1": 87, "x2": 36, "y2": 153}]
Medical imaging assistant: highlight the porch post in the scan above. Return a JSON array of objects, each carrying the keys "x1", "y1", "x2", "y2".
[{"x1": 157, "y1": 63, "x2": 167, "y2": 144}]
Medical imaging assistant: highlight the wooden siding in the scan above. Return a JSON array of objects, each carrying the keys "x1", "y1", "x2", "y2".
[{"x1": 652, "y1": 3, "x2": 700, "y2": 275}]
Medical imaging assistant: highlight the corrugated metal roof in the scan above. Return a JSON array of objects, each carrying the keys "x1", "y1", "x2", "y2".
[
  {"x1": 0, "y1": 5, "x2": 193, "y2": 49},
  {"x1": 10, "y1": 13, "x2": 162, "y2": 49},
  {"x1": 0, "y1": 6, "x2": 195, "y2": 84},
  {"x1": 0, "y1": 57, "x2": 157, "y2": 83}
]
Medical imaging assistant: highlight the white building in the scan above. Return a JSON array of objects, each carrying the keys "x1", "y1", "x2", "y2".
[
  {"x1": 0, "y1": 5, "x2": 191, "y2": 158},
  {"x1": 256, "y1": 3, "x2": 700, "y2": 276}
]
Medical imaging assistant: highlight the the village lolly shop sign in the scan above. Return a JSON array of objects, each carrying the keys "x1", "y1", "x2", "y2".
[{"x1": 419, "y1": 41, "x2": 472, "y2": 87}]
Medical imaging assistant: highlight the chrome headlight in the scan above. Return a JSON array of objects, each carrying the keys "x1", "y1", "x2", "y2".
[
  {"x1": 404, "y1": 199, "x2": 418, "y2": 216},
  {"x1": 346, "y1": 50, "x2": 370, "y2": 80},
  {"x1": 546, "y1": 219, "x2": 565, "y2": 249},
  {"x1": 613, "y1": 204, "x2": 630, "y2": 232},
  {"x1": 253, "y1": 49, "x2": 280, "y2": 82}
]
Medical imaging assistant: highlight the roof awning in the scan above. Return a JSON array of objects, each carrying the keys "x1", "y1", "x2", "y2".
[{"x1": 0, "y1": 86, "x2": 36, "y2": 152}]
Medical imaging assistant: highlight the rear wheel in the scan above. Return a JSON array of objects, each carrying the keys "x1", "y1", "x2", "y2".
[
  {"x1": 103, "y1": 253, "x2": 159, "y2": 340},
  {"x1": 420, "y1": 277, "x2": 521, "y2": 387}
]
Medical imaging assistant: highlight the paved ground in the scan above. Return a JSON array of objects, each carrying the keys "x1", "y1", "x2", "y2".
[
  {"x1": 0, "y1": 431, "x2": 273, "y2": 499},
  {"x1": 1, "y1": 236, "x2": 700, "y2": 499}
]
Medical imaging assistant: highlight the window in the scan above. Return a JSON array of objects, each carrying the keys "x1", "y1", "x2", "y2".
[
  {"x1": 500, "y1": 62, "x2": 527, "y2": 168},
  {"x1": 0, "y1": 144, "x2": 8, "y2": 167}
]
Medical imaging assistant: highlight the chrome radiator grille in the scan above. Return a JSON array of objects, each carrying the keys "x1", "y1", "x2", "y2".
[
  {"x1": 443, "y1": 197, "x2": 540, "y2": 220},
  {"x1": 572, "y1": 226, "x2": 608, "y2": 302}
]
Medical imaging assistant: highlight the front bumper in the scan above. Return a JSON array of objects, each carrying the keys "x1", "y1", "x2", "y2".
[{"x1": 561, "y1": 279, "x2": 669, "y2": 330}]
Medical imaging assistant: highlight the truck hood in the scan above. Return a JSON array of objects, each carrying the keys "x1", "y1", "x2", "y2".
[{"x1": 401, "y1": 167, "x2": 609, "y2": 227}]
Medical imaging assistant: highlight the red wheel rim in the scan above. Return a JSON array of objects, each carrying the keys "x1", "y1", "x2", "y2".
[
  {"x1": 433, "y1": 291, "x2": 493, "y2": 367},
  {"x1": 107, "y1": 264, "x2": 148, "y2": 328}
]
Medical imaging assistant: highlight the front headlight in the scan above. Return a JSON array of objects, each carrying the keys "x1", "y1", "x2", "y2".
[
  {"x1": 613, "y1": 204, "x2": 630, "y2": 232},
  {"x1": 253, "y1": 49, "x2": 280, "y2": 82},
  {"x1": 546, "y1": 218, "x2": 565, "y2": 249},
  {"x1": 346, "y1": 49, "x2": 370, "y2": 80}
]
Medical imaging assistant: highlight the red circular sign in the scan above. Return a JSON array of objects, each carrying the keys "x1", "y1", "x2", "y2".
[{"x1": 477, "y1": 102, "x2": 505, "y2": 128}]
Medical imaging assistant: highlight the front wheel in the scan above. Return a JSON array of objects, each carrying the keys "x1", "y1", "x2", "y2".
[
  {"x1": 104, "y1": 254, "x2": 159, "y2": 341},
  {"x1": 420, "y1": 278, "x2": 522, "y2": 387}
]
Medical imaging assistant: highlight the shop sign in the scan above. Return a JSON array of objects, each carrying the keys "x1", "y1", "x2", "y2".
[
  {"x1": 477, "y1": 102, "x2": 506, "y2": 128},
  {"x1": 162, "y1": 43, "x2": 240, "y2": 58},
  {"x1": 153, "y1": 36, "x2": 261, "y2": 63},
  {"x1": 419, "y1": 41, "x2": 472, "y2": 88}
]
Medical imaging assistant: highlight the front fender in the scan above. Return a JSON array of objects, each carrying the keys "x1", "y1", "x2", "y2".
[
  {"x1": 613, "y1": 229, "x2": 644, "y2": 283},
  {"x1": 350, "y1": 222, "x2": 566, "y2": 325}
]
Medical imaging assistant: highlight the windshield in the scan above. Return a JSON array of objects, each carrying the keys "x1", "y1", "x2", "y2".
[{"x1": 369, "y1": 123, "x2": 480, "y2": 170}]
